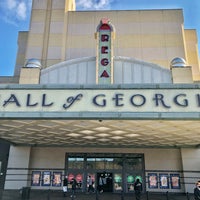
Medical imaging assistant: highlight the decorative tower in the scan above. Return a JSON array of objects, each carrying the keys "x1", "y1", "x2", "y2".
[
  {"x1": 170, "y1": 57, "x2": 193, "y2": 83},
  {"x1": 95, "y1": 18, "x2": 115, "y2": 84}
]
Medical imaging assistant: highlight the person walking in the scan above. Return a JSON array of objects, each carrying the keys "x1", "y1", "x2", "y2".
[
  {"x1": 134, "y1": 178, "x2": 142, "y2": 200},
  {"x1": 63, "y1": 176, "x2": 68, "y2": 197},
  {"x1": 194, "y1": 181, "x2": 200, "y2": 200},
  {"x1": 87, "y1": 175, "x2": 94, "y2": 193},
  {"x1": 98, "y1": 176, "x2": 104, "y2": 193},
  {"x1": 70, "y1": 178, "x2": 77, "y2": 198}
]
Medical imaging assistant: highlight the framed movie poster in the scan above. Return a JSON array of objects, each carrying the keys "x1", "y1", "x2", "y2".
[
  {"x1": 52, "y1": 172, "x2": 62, "y2": 187},
  {"x1": 31, "y1": 171, "x2": 41, "y2": 186},
  {"x1": 170, "y1": 174, "x2": 181, "y2": 189},
  {"x1": 76, "y1": 173, "x2": 83, "y2": 189},
  {"x1": 127, "y1": 174, "x2": 134, "y2": 191},
  {"x1": 135, "y1": 175, "x2": 142, "y2": 182},
  {"x1": 148, "y1": 173, "x2": 158, "y2": 189},
  {"x1": 42, "y1": 171, "x2": 51, "y2": 186},
  {"x1": 159, "y1": 174, "x2": 169, "y2": 189},
  {"x1": 68, "y1": 173, "x2": 75, "y2": 189},
  {"x1": 114, "y1": 173, "x2": 122, "y2": 191}
]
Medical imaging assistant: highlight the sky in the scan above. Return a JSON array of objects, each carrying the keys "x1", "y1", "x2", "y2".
[{"x1": 0, "y1": 0, "x2": 200, "y2": 76}]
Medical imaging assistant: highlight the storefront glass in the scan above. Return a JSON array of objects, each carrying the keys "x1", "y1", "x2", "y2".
[
  {"x1": 66, "y1": 153, "x2": 144, "y2": 193},
  {"x1": 68, "y1": 157, "x2": 84, "y2": 169}
]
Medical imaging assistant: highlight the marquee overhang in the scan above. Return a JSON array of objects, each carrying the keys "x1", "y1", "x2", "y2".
[{"x1": 0, "y1": 84, "x2": 200, "y2": 148}]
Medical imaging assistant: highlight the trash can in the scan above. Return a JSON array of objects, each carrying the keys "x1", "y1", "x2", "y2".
[{"x1": 21, "y1": 187, "x2": 30, "y2": 200}]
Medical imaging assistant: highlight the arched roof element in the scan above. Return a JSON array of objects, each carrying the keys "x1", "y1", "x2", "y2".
[{"x1": 40, "y1": 56, "x2": 172, "y2": 84}]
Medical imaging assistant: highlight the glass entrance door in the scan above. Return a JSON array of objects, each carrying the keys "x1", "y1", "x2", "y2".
[
  {"x1": 66, "y1": 153, "x2": 144, "y2": 193},
  {"x1": 97, "y1": 172, "x2": 113, "y2": 192}
]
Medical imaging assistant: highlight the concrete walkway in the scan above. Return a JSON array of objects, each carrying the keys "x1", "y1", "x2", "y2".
[
  {"x1": 29, "y1": 191, "x2": 194, "y2": 200},
  {"x1": 1, "y1": 189, "x2": 195, "y2": 200}
]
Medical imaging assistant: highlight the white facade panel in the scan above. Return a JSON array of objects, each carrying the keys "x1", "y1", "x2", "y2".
[
  {"x1": 40, "y1": 57, "x2": 97, "y2": 84},
  {"x1": 78, "y1": 62, "x2": 87, "y2": 84},
  {"x1": 113, "y1": 60, "x2": 123, "y2": 83},
  {"x1": 68, "y1": 64, "x2": 78, "y2": 84},
  {"x1": 87, "y1": 61, "x2": 96, "y2": 84},
  {"x1": 153, "y1": 69, "x2": 162, "y2": 83},
  {"x1": 123, "y1": 62, "x2": 132, "y2": 84},
  {"x1": 143, "y1": 66, "x2": 152, "y2": 83},
  {"x1": 40, "y1": 57, "x2": 172, "y2": 84},
  {"x1": 58, "y1": 67, "x2": 68, "y2": 84}
]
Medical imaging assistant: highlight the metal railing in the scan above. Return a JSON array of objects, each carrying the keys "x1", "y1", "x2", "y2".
[{"x1": 2, "y1": 168, "x2": 200, "y2": 200}]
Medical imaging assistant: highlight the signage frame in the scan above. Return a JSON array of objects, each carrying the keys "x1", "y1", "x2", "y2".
[{"x1": 1, "y1": 84, "x2": 200, "y2": 120}]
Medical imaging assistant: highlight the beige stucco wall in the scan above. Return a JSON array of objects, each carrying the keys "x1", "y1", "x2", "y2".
[
  {"x1": 24, "y1": 3, "x2": 186, "y2": 69},
  {"x1": 5, "y1": 145, "x2": 200, "y2": 193},
  {"x1": 171, "y1": 67, "x2": 193, "y2": 83},
  {"x1": 19, "y1": 67, "x2": 40, "y2": 84},
  {"x1": 29, "y1": 147, "x2": 182, "y2": 170},
  {"x1": 181, "y1": 148, "x2": 200, "y2": 193},
  {"x1": 13, "y1": 1, "x2": 200, "y2": 82},
  {"x1": 66, "y1": 9, "x2": 185, "y2": 69},
  {"x1": 5, "y1": 146, "x2": 183, "y2": 190},
  {"x1": 184, "y1": 29, "x2": 200, "y2": 81},
  {"x1": 28, "y1": 147, "x2": 184, "y2": 192}
]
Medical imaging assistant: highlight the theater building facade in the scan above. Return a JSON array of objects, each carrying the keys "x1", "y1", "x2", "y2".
[{"x1": 0, "y1": 0, "x2": 200, "y2": 194}]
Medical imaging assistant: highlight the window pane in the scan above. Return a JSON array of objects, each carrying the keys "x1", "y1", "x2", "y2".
[
  {"x1": 96, "y1": 158, "x2": 104, "y2": 169},
  {"x1": 68, "y1": 157, "x2": 84, "y2": 169},
  {"x1": 113, "y1": 158, "x2": 123, "y2": 169},
  {"x1": 105, "y1": 158, "x2": 113, "y2": 169},
  {"x1": 86, "y1": 158, "x2": 95, "y2": 169},
  {"x1": 126, "y1": 158, "x2": 142, "y2": 170}
]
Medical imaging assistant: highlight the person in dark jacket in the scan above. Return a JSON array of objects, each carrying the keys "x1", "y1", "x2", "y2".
[
  {"x1": 194, "y1": 181, "x2": 200, "y2": 200},
  {"x1": 70, "y1": 178, "x2": 77, "y2": 198},
  {"x1": 63, "y1": 176, "x2": 68, "y2": 197},
  {"x1": 134, "y1": 178, "x2": 142, "y2": 200}
]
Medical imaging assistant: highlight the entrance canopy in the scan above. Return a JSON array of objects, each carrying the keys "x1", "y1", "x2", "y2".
[
  {"x1": 1, "y1": 84, "x2": 200, "y2": 148},
  {"x1": 0, "y1": 119, "x2": 200, "y2": 148}
]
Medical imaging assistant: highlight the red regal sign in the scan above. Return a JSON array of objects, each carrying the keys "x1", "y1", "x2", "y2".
[{"x1": 96, "y1": 18, "x2": 115, "y2": 84}]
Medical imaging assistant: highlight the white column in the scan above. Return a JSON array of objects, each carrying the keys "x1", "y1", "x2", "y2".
[
  {"x1": 4, "y1": 146, "x2": 31, "y2": 189},
  {"x1": 181, "y1": 148, "x2": 200, "y2": 193}
]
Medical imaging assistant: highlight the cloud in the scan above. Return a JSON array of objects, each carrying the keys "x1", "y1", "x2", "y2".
[
  {"x1": 16, "y1": 2, "x2": 27, "y2": 20},
  {"x1": 76, "y1": 0, "x2": 113, "y2": 10},
  {"x1": 7, "y1": 0, "x2": 17, "y2": 10},
  {"x1": 0, "y1": 0, "x2": 31, "y2": 25}
]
